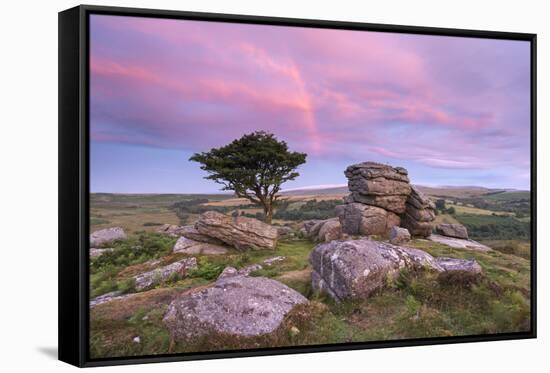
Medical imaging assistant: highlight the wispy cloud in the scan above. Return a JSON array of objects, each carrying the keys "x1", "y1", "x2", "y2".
[{"x1": 89, "y1": 15, "x2": 531, "y2": 191}]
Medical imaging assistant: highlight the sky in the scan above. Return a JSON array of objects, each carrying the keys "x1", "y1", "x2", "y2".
[{"x1": 89, "y1": 15, "x2": 531, "y2": 193}]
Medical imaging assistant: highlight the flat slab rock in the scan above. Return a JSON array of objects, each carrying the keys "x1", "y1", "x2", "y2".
[
  {"x1": 173, "y1": 236, "x2": 229, "y2": 255},
  {"x1": 90, "y1": 227, "x2": 127, "y2": 246},
  {"x1": 195, "y1": 211, "x2": 278, "y2": 250},
  {"x1": 163, "y1": 275, "x2": 308, "y2": 340},
  {"x1": 134, "y1": 257, "x2": 197, "y2": 291},
  {"x1": 427, "y1": 234, "x2": 491, "y2": 252},
  {"x1": 158, "y1": 224, "x2": 224, "y2": 245},
  {"x1": 310, "y1": 238, "x2": 482, "y2": 301},
  {"x1": 90, "y1": 291, "x2": 130, "y2": 308}
]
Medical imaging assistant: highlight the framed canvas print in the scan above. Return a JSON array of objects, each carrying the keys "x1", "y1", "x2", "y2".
[{"x1": 58, "y1": 5, "x2": 537, "y2": 367}]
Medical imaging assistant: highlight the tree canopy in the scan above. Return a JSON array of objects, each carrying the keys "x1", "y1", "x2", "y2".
[{"x1": 190, "y1": 131, "x2": 307, "y2": 223}]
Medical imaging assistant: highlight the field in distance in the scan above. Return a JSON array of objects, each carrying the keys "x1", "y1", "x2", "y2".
[{"x1": 91, "y1": 185, "x2": 530, "y2": 245}]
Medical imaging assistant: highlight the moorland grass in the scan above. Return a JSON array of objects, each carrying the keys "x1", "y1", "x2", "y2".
[{"x1": 90, "y1": 235, "x2": 531, "y2": 358}]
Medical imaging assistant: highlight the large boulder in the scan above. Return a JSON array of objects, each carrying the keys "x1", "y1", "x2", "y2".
[
  {"x1": 389, "y1": 226, "x2": 411, "y2": 245},
  {"x1": 173, "y1": 236, "x2": 228, "y2": 255},
  {"x1": 336, "y1": 203, "x2": 400, "y2": 236},
  {"x1": 345, "y1": 162, "x2": 411, "y2": 214},
  {"x1": 436, "y1": 224, "x2": 469, "y2": 239},
  {"x1": 158, "y1": 224, "x2": 224, "y2": 245},
  {"x1": 90, "y1": 227, "x2": 127, "y2": 246},
  {"x1": 163, "y1": 275, "x2": 308, "y2": 340},
  {"x1": 310, "y1": 239, "x2": 440, "y2": 300},
  {"x1": 134, "y1": 258, "x2": 197, "y2": 291},
  {"x1": 318, "y1": 219, "x2": 342, "y2": 242},
  {"x1": 400, "y1": 186, "x2": 435, "y2": 237},
  {"x1": 302, "y1": 218, "x2": 342, "y2": 242},
  {"x1": 195, "y1": 211, "x2": 278, "y2": 250}
]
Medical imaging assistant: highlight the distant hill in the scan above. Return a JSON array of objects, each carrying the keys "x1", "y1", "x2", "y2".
[
  {"x1": 281, "y1": 185, "x2": 349, "y2": 196},
  {"x1": 281, "y1": 184, "x2": 527, "y2": 199}
]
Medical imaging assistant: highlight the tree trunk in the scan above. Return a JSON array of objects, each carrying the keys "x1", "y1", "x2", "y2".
[{"x1": 263, "y1": 203, "x2": 273, "y2": 224}]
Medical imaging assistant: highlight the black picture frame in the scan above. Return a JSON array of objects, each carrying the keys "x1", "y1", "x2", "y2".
[{"x1": 59, "y1": 4, "x2": 537, "y2": 368}]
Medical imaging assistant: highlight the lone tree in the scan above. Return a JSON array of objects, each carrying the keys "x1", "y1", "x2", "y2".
[{"x1": 190, "y1": 131, "x2": 307, "y2": 224}]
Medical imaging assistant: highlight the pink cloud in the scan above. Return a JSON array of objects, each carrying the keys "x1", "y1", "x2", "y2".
[{"x1": 89, "y1": 15, "x2": 530, "y2": 178}]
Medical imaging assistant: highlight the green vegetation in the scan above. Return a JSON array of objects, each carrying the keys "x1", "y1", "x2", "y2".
[
  {"x1": 454, "y1": 214, "x2": 530, "y2": 241},
  {"x1": 143, "y1": 222, "x2": 163, "y2": 227},
  {"x1": 90, "y1": 233, "x2": 177, "y2": 298},
  {"x1": 432, "y1": 191, "x2": 530, "y2": 217},
  {"x1": 480, "y1": 240, "x2": 531, "y2": 259},
  {"x1": 273, "y1": 199, "x2": 342, "y2": 221},
  {"x1": 171, "y1": 198, "x2": 254, "y2": 224},
  {"x1": 90, "y1": 237, "x2": 530, "y2": 358}
]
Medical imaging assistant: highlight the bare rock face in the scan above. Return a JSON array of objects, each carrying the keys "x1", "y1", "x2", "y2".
[
  {"x1": 173, "y1": 236, "x2": 228, "y2": 255},
  {"x1": 310, "y1": 239, "x2": 440, "y2": 301},
  {"x1": 336, "y1": 203, "x2": 399, "y2": 236},
  {"x1": 195, "y1": 211, "x2": 278, "y2": 251},
  {"x1": 427, "y1": 234, "x2": 491, "y2": 252},
  {"x1": 163, "y1": 275, "x2": 308, "y2": 340},
  {"x1": 318, "y1": 219, "x2": 343, "y2": 242},
  {"x1": 400, "y1": 186, "x2": 436, "y2": 237},
  {"x1": 157, "y1": 224, "x2": 186, "y2": 237},
  {"x1": 302, "y1": 220, "x2": 322, "y2": 233},
  {"x1": 134, "y1": 258, "x2": 197, "y2": 291},
  {"x1": 435, "y1": 224, "x2": 469, "y2": 239},
  {"x1": 435, "y1": 257, "x2": 482, "y2": 283},
  {"x1": 345, "y1": 162, "x2": 411, "y2": 214},
  {"x1": 275, "y1": 226, "x2": 293, "y2": 238},
  {"x1": 90, "y1": 291, "x2": 130, "y2": 308},
  {"x1": 158, "y1": 224, "x2": 224, "y2": 245},
  {"x1": 389, "y1": 226, "x2": 411, "y2": 245},
  {"x1": 90, "y1": 227, "x2": 127, "y2": 247},
  {"x1": 435, "y1": 257, "x2": 482, "y2": 274},
  {"x1": 302, "y1": 218, "x2": 342, "y2": 242},
  {"x1": 310, "y1": 238, "x2": 482, "y2": 301}
]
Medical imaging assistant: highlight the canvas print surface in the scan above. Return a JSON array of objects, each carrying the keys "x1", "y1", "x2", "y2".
[{"x1": 88, "y1": 14, "x2": 532, "y2": 359}]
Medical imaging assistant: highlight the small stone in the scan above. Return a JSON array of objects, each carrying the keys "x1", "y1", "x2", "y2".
[
  {"x1": 238, "y1": 264, "x2": 263, "y2": 276},
  {"x1": 290, "y1": 326, "x2": 300, "y2": 336},
  {"x1": 389, "y1": 226, "x2": 411, "y2": 245},
  {"x1": 164, "y1": 276, "x2": 308, "y2": 340},
  {"x1": 133, "y1": 336, "x2": 140, "y2": 343},
  {"x1": 218, "y1": 266, "x2": 239, "y2": 280},
  {"x1": 263, "y1": 256, "x2": 286, "y2": 266}
]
